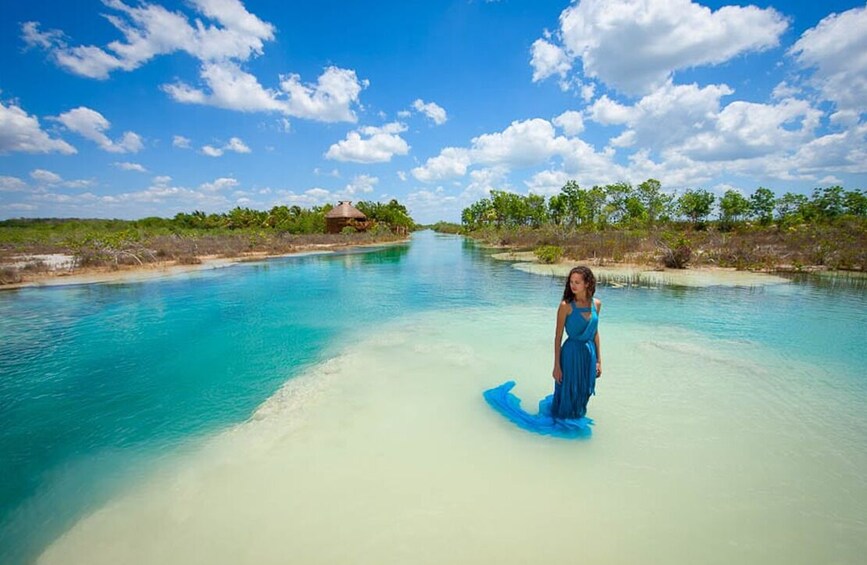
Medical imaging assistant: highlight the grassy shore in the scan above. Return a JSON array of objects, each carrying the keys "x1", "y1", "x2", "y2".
[
  {"x1": 438, "y1": 220, "x2": 866, "y2": 274},
  {"x1": 0, "y1": 227, "x2": 409, "y2": 287}
]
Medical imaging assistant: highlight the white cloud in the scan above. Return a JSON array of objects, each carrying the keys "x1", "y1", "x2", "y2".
[
  {"x1": 115, "y1": 161, "x2": 147, "y2": 172},
  {"x1": 200, "y1": 136, "x2": 251, "y2": 157},
  {"x1": 530, "y1": 37, "x2": 571, "y2": 82},
  {"x1": 345, "y1": 174, "x2": 378, "y2": 195},
  {"x1": 470, "y1": 118, "x2": 569, "y2": 167},
  {"x1": 164, "y1": 63, "x2": 366, "y2": 122},
  {"x1": 610, "y1": 130, "x2": 636, "y2": 148},
  {"x1": 412, "y1": 99, "x2": 447, "y2": 125},
  {"x1": 790, "y1": 6, "x2": 867, "y2": 113},
  {"x1": 771, "y1": 81, "x2": 800, "y2": 100},
  {"x1": 525, "y1": 169, "x2": 571, "y2": 196},
  {"x1": 325, "y1": 122, "x2": 410, "y2": 163},
  {"x1": 20, "y1": 21, "x2": 64, "y2": 50},
  {"x1": 313, "y1": 168, "x2": 341, "y2": 178},
  {"x1": 553, "y1": 110, "x2": 585, "y2": 136},
  {"x1": 225, "y1": 137, "x2": 251, "y2": 153},
  {"x1": 0, "y1": 101, "x2": 76, "y2": 155},
  {"x1": 677, "y1": 98, "x2": 822, "y2": 161},
  {"x1": 30, "y1": 169, "x2": 62, "y2": 184},
  {"x1": 202, "y1": 145, "x2": 223, "y2": 157},
  {"x1": 22, "y1": 0, "x2": 274, "y2": 79},
  {"x1": 0, "y1": 203, "x2": 38, "y2": 212},
  {"x1": 172, "y1": 135, "x2": 191, "y2": 148},
  {"x1": 25, "y1": 169, "x2": 93, "y2": 189},
  {"x1": 279, "y1": 66, "x2": 367, "y2": 123},
  {"x1": 64, "y1": 179, "x2": 95, "y2": 189},
  {"x1": 54, "y1": 107, "x2": 143, "y2": 153},
  {"x1": 588, "y1": 81, "x2": 734, "y2": 151},
  {"x1": 200, "y1": 177, "x2": 239, "y2": 192},
  {"x1": 163, "y1": 61, "x2": 287, "y2": 113},
  {"x1": 412, "y1": 147, "x2": 471, "y2": 182},
  {"x1": 25, "y1": 3, "x2": 365, "y2": 123},
  {"x1": 587, "y1": 95, "x2": 636, "y2": 125},
  {"x1": 464, "y1": 167, "x2": 510, "y2": 200},
  {"x1": 542, "y1": 0, "x2": 787, "y2": 94},
  {"x1": 0, "y1": 176, "x2": 28, "y2": 192}
]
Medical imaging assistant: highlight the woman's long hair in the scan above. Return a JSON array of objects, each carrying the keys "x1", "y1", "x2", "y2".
[{"x1": 561, "y1": 266, "x2": 596, "y2": 303}]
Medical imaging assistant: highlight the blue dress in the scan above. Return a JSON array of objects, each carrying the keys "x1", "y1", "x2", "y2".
[{"x1": 484, "y1": 299, "x2": 598, "y2": 438}]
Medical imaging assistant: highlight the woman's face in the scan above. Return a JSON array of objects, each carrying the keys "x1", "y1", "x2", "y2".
[{"x1": 569, "y1": 273, "x2": 586, "y2": 298}]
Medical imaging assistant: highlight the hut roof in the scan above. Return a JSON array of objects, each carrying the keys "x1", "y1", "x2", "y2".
[{"x1": 325, "y1": 201, "x2": 366, "y2": 219}]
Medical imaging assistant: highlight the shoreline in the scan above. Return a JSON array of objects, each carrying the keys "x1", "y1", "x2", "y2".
[
  {"x1": 488, "y1": 250, "x2": 799, "y2": 287},
  {"x1": 0, "y1": 239, "x2": 408, "y2": 291}
]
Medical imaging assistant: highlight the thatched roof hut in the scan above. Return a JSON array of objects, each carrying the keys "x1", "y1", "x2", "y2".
[{"x1": 325, "y1": 201, "x2": 367, "y2": 233}]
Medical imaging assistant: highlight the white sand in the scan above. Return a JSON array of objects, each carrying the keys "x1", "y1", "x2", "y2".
[
  {"x1": 488, "y1": 249, "x2": 791, "y2": 287},
  {"x1": 512, "y1": 262, "x2": 792, "y2": 287},
  {"x1": 4, "y1": 254, "x2": 75, "y2": 269},
  {"x1": 38, "y1": 307, "x2": 867, "y2": 565}
]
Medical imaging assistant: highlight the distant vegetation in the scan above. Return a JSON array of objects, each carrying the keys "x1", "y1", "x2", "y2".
[
  {"x1": 445, "y1": 181, "x2": 866, "y2": 271},
  {"x1": 0, "y1": 200, "x2": 417, "y2": 284}
]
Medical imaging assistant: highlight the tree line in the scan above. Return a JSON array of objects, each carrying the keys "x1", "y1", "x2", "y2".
[
  {"x1": 460, "y1": 180, "x2": 866, "y2": 231},
  {"x1": 170, "y1": 199, "x2": 415, "y2": 233}
]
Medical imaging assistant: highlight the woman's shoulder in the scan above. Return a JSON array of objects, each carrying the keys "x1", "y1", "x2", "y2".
[{"x1": 594, "y1": 297, "x2": 602, "y2": 312}]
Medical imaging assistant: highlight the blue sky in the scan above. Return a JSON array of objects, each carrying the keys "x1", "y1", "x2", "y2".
[{"x1": 1, "y1": 0, "x2": 865, "y2": 223}]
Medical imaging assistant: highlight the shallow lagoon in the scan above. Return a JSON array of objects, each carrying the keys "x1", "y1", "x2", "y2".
[{"x1": 1, "y1": 232, "x2": 865, "y2": 564}]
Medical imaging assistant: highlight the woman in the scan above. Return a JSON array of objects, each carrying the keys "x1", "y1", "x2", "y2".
[
  {"x1": 551, "y1": 266, "x2": 601, "y2": 420},
  {"x1": 483, "y1": 265, "x2": 601, "y2": 437}
]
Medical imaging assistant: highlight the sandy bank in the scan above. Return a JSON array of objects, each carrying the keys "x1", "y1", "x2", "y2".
[
  {"x1": 489, "y1": 251, "x2": 791, "y2": 287},
  {"x1": 1, "y1": 241, "x2": 406, "y2": 291}
]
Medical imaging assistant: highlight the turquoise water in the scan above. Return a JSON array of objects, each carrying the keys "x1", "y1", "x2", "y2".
[{"x1": 1, "y1": 231, "x2": 866, "y2": 564}]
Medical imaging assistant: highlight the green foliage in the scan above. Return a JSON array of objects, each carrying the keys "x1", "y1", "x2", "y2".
[
  {"x1": 678, "y1": 189, "x2": 715, "y2": 225},
  {"x1": 430, "y1": 221, "x2": 462, "y2": 234},
  {"x1": 749, "y1": 187, "x2": 775, "y2": 225},
  {"x1": 356, "y1": 199, "x2": 415, "y2": 230},
  {"x1": 534, "y1": 245, "x2": 564, "y2": 264},
  {"x1": 368, "y1": 222, "x2": 393, "y2": 236},
  {"x1": 718, "y1": 190, "x2": 751, "y2": 230},
  {"x1": 636, "y1": 178, "x2": 674, "y2": 225},
  {"x1": 809, "y1": 186, "x2": 845, "y2": 220},
  {"x1": 340, "y1": 226, "x2": 357, "y2": 235},
  {"x1": 659, "y1": 232, "x2": 692, "y2": 269},
  {"x1": 776, "y1": 192, "x2": 808, "y2": 227},
  {"x1": 844, "y1": 189, "x2": 867, "y2": 217}
]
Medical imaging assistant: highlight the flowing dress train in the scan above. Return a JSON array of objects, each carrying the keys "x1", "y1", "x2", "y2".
[{"x1": 484, "y1": 300, "x2": 598, "y2": 438}]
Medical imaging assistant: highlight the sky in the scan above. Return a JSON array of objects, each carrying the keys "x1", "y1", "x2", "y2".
[{"x1": 1, "y1": 0, "x2": 866, "y2": 224}]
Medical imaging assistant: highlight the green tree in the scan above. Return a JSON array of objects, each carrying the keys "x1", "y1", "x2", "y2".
[
  {"x1": 677, "y1": 189, "x2": 715, "y2": 225},
  {"x1": 525, "y1": 193, "x2": 548, "y2": 228},
  {"x1": 547, "y1": 194, "x2": 567, "y2": 226},
  {"x1": 604, "y1": 182, "x2": 644, "y2": 226},
  {"x1": 775, "y1": 192, "x2": 808, "y2": 227},
  {"x1": 584, "y1": 185, "x2": 607, "y2": 228},
  {"x1": 461, "y1": 198, "x2": 494, "y2": 230},
  {"x1": 636, "y1": 178, "x2": 671, "y2": 226},
  {"x1": 719, "y1": 190, "x2": 751, "y2": 229},
  {"x1": 810, "y1": 186, "x2": 845, "y2": 220},
  {"x1": 749, "y1": 187, "x2": 776, "y2": 226},
  {"x1": 560, "y1": 180, "x2": 583, "y2": 228},
  {"x1": 843, "y1": 189, "x2": 867, "y2": 217}
]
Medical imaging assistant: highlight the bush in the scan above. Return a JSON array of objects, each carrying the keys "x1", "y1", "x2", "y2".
[
  {"x1": 534, "y1": 245, "x2": 564, "y2": 264},
  {"x1": 660, "y1": 233, "x2": 692, "y2": 269},
  {"x1": 368, "y1": 222, "x2": 393, "y2": 236},
  {"x1": 1, "y1": 267, "x2": 22, "y2": 285}
]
